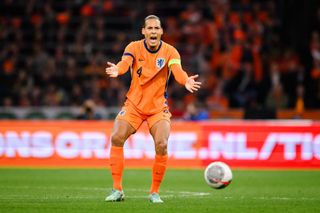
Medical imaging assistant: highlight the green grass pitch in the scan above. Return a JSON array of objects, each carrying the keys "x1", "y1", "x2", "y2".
[{"x1": 0, "y1": 168, "x2": 320, "y2": 213}]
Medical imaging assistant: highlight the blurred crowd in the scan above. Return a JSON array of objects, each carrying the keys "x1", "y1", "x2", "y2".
[{"x1": 0, "y1": 0, "x2": 319, "y2": 119}]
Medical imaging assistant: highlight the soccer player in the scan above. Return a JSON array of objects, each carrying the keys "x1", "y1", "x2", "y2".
[{"x1": 105, "y1": 15, "x2": 201, "y2": 203}]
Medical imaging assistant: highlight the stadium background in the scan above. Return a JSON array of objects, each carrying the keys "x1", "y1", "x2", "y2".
[{"x1": 0, "y1": 0, "x2": 320, "y2": 120}]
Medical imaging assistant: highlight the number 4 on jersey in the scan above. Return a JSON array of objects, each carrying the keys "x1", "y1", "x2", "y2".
[{"x1": 136, "y1": 67, "x2": 142, "y2": 77}]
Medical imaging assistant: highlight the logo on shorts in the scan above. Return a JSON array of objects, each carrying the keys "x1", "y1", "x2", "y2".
[
  {"x1": 119, "y1": 110, "x2": 126, "y2": 116},
  {"x1": 156, "y1": 58, "x2": 165, "y2": 69}
]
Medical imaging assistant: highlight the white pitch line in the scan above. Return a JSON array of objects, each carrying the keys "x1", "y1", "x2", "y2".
[
  {"x1": 224, "y1": 196, "x2": 319, "y2": 201},
  {"x1": 0, "y1": 186, "x2": 210, "y2": 198},
  {"x1": 1, "y1": 186, "x2": 318, "y2": 201},
  {"x1": 124, "y1": 188, "x2": 210, "y2": 196},
  {"x1": 254, "y1": 196, "x2": 319, "y2": 201}
]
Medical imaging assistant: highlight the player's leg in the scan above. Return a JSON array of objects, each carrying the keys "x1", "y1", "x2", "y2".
[
  {"x1": 106, "y1": 103, "x2": 143, "y2": 202},
  {"x1": 150, "y1": 119, "x2": 170, "y2": 156},
  {"x1": 110, "y1": 119, "x2": 136, "y2": 189},
  {"x1": 106, "y1": 119, "x2": 136, "y2": 202},
  {"x1": 147, "y1": 112, "x2": 171, "y2": 203}
]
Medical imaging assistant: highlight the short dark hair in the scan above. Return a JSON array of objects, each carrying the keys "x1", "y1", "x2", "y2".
[{"x1": 143, "y1": 15, "x2": 161, "y2": 28}]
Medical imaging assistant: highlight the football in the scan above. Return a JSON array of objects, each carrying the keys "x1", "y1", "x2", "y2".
[{"x1": 204, "y1": 161, "x2": 233, "y2": 189}]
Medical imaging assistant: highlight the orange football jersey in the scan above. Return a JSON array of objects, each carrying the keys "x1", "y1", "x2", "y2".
[{"x1": 117, "y1": 39, "x2": 188, "y2": 115}]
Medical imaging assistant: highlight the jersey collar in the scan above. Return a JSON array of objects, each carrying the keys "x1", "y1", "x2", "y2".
[{"x1": 144, "y1": 39, "x2": 162, "y2": 54}]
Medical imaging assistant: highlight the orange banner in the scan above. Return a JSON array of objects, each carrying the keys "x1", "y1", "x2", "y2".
[{"x1": 0, "y1": 120, "x2": 320, "y2": 169}]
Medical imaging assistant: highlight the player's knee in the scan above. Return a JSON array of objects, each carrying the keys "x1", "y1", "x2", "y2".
[
  {"x1": 111, "y1": 132, "x2": 126, "y2": 147},
  {"x1": 155, "y1": 139, "x2": 168, "y2": 155}
]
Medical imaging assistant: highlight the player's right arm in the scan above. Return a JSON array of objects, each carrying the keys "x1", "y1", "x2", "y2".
[{"x1": 105, "y1": 43, "x2": 135, "y2": 78}]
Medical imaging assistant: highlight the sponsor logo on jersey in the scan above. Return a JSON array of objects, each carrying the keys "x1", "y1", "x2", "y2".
[{"x1": 156, "y1": 58, "x2": 165, "y2": 69}]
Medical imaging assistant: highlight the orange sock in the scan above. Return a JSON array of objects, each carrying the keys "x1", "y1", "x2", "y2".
[
  {"x1": 109, "y1": 146, "x2": 124, "y2": 191},
  {"x1": 150, "y1": 155, "x2": 168, "y2": 194}
]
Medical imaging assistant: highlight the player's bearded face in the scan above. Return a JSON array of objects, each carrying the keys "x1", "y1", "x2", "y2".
[{"x1": 142, "y1": 19, "x2": 163, "y2": 50}]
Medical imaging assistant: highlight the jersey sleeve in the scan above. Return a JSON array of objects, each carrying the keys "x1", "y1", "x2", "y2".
[
  {"x1": 117, "y1": 42, "x2": 135, "y2": 75},
  {"x1": 168, "y1": 47, "x2": 188, "y2": 85}
]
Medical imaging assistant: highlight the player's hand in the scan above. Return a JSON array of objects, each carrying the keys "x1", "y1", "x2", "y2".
[
  {"x1": 185, "y1": 74, "x2": 201, "y2": 93},
  {"x1": 105, "y1": 62, "x2": 119, "y2": 78}
]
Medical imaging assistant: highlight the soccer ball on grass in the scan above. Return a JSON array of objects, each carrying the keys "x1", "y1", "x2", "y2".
[{"x1": 204, "y1": 161, "x2": 232, "y2": 189}]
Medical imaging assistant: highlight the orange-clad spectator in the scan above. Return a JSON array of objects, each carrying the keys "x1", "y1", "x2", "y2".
[
  {"x1": 233, "y1": 28, "x2": 246, "y2": 41},
  {"x1": 161, "y1": 17, "x2": 181, "y2": 46},
  {"x1": 180, "y1": 3, "x2": 201, "y2": 23},
  {"x1": 103, "y1": 0, "x2": 113, "y2": 12},
  {"x1": 81, "y1": 4, "x2": 93, "y2": 17},
  {"x1": 229, "y1": 43, "x2": 243, "y2": 72},
  {"x1": 229, "y1": 12, "x2": 241, "y2": 26},
  {"x1": 183, "y1": 93, "x2": 196, "y2": 106},
  {"x1": 311, "y1": 61, "x2": 320, "y2": 79},
  {"x1": 31, "y1": 14, "x2": 42, "y2": 26},
  {"x1": 11, "y1": 17, "x2": 21, "y2": 28},
  {"x1": 257, "y1": 11, "x2": 269, "y2": 24},
  {"x1": 202, "y1": 19, "x2": 218, "y2": 45},
  {"x1": 243, "y1": 11, "x2": 253, "y2": 25},
  {"x1": 206, "y1": 86, "x2": 229, "y2": 110},
  {"x1": 214, "y1": 12, "x2": 226, "y2": 29},
  {"x1": 252, "y1": 37, "x2": 263, "y2": 82},
  {"x1": 295, "y1": 85, "x2": 305, "y2": 118},
  {"x1": 56, "y1": 12, "x2": 70, "y2": 25},
  {"x1": 277, "y1": 50, "x2": 300, "y2": 73},
  {"x1": 3, "y1": 59, "x2": 14, "y2": 74}
]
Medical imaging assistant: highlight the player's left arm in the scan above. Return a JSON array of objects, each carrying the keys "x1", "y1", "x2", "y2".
[
  {"x1": 169, "y1": 48, "x2": 201, "y2": 93},
  {"x1": 170, "y1": 64, "x2": 201, "y2": 93}
]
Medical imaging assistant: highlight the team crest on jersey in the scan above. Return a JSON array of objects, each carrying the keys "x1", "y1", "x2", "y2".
[{"x1": 156, "y1": 58, "x2": 165, "y2": 69}]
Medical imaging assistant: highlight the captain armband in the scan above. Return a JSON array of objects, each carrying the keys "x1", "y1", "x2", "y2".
[{"x1": 168, "y1": 59, "x2": 181, "y2": 67}]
